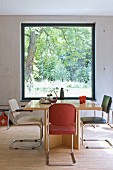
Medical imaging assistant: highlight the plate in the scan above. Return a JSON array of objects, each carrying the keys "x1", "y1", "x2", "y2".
[{"x1": 40, "y1": 101, "x2": 51, "y2": 104}]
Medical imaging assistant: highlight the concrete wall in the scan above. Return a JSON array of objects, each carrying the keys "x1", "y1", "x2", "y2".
[{"x1": 0, "y1": 15, "x2": 113, "y2": 105}]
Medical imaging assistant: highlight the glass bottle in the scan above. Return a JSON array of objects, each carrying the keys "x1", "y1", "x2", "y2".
[{"x1": 60, "y1": 88, "x2": 64, "y2": 99}]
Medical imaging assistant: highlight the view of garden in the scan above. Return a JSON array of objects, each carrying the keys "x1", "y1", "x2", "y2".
[{"x1": 22, "y1": 24, "x2": 94, "y2": 99}]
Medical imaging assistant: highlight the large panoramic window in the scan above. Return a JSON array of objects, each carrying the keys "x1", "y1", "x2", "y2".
[{"x1": 21, "y1": 23, "x2": 95, "y2": 100}]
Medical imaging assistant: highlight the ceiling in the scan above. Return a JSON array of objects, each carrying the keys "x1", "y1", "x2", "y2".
[{"x1": 0, "y1": 0, "x2": 113, "y2": 16}]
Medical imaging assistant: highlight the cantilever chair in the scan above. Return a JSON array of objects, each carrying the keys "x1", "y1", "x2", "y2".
[
  {"x1": 47, "y1": 103, "x2": 77, "y2": 166},
  {"x1": 9, "y1": 99, "x2": 43, "y2": 150},
  {"x1": 81, "y1": 95, "x2": 113, "y2": 149}
]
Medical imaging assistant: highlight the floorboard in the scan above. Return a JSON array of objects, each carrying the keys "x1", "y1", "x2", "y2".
[{"x1": 0, "y1": 124, "x2": 113, "y2": 170}]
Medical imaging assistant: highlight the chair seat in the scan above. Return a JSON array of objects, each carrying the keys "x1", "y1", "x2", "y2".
[
  {"x1": 49, "y1": 124, "x2": 76, "y2": 135},
  {"x1": 81, "y1": 117, "x2": 106, "y2": 124}
]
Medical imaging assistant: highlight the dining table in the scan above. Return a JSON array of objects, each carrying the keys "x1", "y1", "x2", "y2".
[{"x1": 24, "y1": 100, "x2": 102, "y2": 150}]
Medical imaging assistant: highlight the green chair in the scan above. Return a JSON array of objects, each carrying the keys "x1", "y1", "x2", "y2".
[{"x1": 81, "y1": 95, "x2": 113, "y2": 149}]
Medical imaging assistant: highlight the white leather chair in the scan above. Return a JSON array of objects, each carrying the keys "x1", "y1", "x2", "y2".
[{"x1": 9, "y1": 99, "x2": 43, "y2": 150}]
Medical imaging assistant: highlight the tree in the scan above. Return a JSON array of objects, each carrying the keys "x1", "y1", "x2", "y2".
[{"x1": 24, "y1": 26, "x2": 92, "y2": 87}]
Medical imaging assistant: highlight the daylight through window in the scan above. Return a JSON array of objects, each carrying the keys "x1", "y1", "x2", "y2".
[{"x1": 21, "y1": 23, "x2": 95, "y2": 100}]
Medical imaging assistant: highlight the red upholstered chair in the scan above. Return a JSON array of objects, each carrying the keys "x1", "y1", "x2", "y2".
[{"x1": 47, "y1": 103, "x2": 77, "y2": 166}]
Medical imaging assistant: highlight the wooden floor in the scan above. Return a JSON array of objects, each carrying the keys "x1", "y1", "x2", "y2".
[{"x1": 0, "y1": 124, "x2": 113, "y2": 170}]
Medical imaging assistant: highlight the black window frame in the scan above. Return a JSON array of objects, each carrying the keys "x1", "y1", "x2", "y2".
[{"x1": 21, "y1": 23, "x2": 95, "y2": 101}]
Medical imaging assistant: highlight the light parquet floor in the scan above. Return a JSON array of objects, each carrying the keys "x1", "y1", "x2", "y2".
[{"x1": 0, "y1": 124, "x2": 113, "y2": 170}]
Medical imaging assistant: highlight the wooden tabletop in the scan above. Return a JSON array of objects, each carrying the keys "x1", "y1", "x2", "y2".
[{"x1": 24, "y1": 100, "x2": 102, "y2": 111}]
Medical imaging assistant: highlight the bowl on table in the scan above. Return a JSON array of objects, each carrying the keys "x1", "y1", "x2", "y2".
[{"x1": 48, "y1": 97, "x2": 58, "y2": 103}]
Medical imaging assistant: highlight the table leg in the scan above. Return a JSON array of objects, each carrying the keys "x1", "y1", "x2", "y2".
[
  {"x1": 62, "y1": 110, "x2": 80, "y2": 150},
  {"x1": 76, "y1": 110, "x2": 80, "y2": 149},
  {"x1": 44, "y1": 110, "x2": 47, "y2": 149},
  {"x1": 44, "y1": 110, "x2": 63, "y2": 149}
]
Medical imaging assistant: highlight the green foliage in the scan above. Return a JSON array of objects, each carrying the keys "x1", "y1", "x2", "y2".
[{"x1": 24, "y1": 26, "x2": 92, "y2": 85}]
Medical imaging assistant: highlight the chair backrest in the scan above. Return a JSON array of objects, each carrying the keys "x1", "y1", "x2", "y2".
[
  {"x1": 49, "y1": 103, "x2": 76, "y2": 126},
  {"x1": 9, "y1": 99, "x2": 20, "y2": 111},
  {"x1": 101, "y1": 95, "x2": 112, "y2": 114},
  {"x1": 9, "y1": 99, "x2": 20, "y2": 121}
]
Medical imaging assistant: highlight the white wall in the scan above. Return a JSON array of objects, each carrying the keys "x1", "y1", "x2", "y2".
[{"x1": 0, "y1": 15, "x2": 113, "y2": 105}]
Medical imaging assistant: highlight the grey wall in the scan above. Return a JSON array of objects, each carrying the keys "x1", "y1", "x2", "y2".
[{"x1": 0, "y1": 15, "x2": 113, "y2": 105}]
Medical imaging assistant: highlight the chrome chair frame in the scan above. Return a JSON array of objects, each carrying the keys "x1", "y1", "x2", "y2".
[
  {"x1": 81, "y1": 95, "x2": 113, "y2": 149},
  {"x1": 47, "y1": 133, "x2": 76, "y2": 166},
  {"x1": 9, "y1": 99, "x2": 43, "y2": 150}
]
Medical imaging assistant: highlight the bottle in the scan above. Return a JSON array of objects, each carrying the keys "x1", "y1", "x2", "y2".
[{"x1": 60, "y1": 88, "x2": 64, "y2": 99}]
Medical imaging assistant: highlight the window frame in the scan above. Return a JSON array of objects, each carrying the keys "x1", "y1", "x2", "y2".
[{"x1": 21, "y1": 23, "x2": 95, "y2": 101}]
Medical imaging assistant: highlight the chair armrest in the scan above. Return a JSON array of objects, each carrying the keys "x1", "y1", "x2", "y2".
[
  {"x1": 21, "y1": 105, "x2": 26, "y2": 107},
  {"x1": 15, "y1": 109, "x2": 33, "y2": 112},
  {"x1": 0, "y1": 109, "x2": 9, "y2": 111}
]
